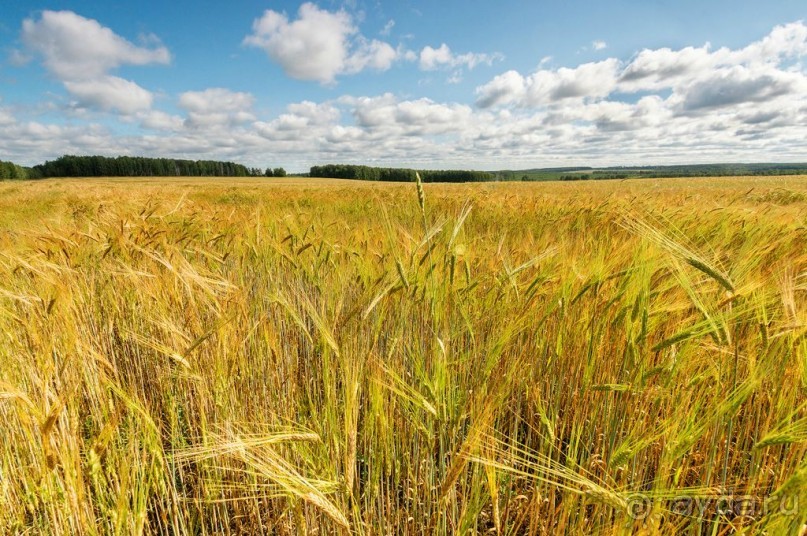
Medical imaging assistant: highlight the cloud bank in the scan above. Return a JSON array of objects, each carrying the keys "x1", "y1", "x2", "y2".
[{"x1": 4, "y1": 14, "x2": 807, "y2": 170}]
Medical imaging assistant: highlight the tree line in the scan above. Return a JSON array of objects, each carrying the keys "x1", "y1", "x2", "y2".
[
  {"x1": 30, "y1": 155, "x2": 288, "y2": 178},
  {"x1": 0, "y1": 155, "x2": 289, "y2": 179},
  {"x1": 0, "y1": 160, "x2": 35, "y2": 179},
  {"x1": 309, "y1": 164, "x2": 495, "y2": 182},
  {"x1": 6, "y1": 155, "x2": 806, "y2": 182}
]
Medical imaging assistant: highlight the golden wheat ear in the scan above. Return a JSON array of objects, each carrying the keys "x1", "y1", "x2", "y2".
[{"x1": 415, "y1": 170, "x2": 426, "y2": 226}]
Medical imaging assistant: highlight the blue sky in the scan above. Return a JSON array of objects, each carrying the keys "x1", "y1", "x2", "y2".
[{"x1": 1, "y1": 1, "x2": 806, "y2": 171}]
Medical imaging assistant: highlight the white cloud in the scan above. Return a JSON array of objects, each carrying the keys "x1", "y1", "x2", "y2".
[
  {"x1": 592, "y1": 40, "x2": 607, "y2": 51},
  {"x1": 618, "y1": 45, "x2": 713, "y2": 91},
  {"x1": 20, "y1": 10, "x2": 169, "y2": 115},
  {"x1": 0, "y1": 120, "x2": 124, "y2": 165},
  {"x1": 139, "y1": 110, "x2": 184, "y2": 131},
  {"x1": 380, "y1": 19, "x2": 395, "y2": 37},
  {"x1": 64, "y1": 76, "x2": 153, "y2": 114},
  {"x1": 419, "y1": 43, "x2": 502, "y2": 71},
  {"x1": 474, "y1": 70, "x2": 526, "y2": 108},
  {"x1": 343, "y1": 37, "x2": 398, "y2": 74},
  {"x1": 400, "y1": 45, "x2": 418, "y2": 63},
  {"x1": 736, "y1": 21, "x2": 807, "y2": 63},
  {"x1": 244, "y1": 2, "x2": 397, "y2": 83},
  {"x1": 679, "y1": 66, "x2": 805, "y2": 112},
  {"x1": 347, "y1": 94, "x2": 474, "y2": 141},
  {"x1": 476, "y1": 59, "x2": 620, "y2": 107},
  {"x1": 255, "y1": 100, "x2": 342, "y2": 142},
  {"x1": 178, "y1": 88, "x2": 256, "y2": 127},
  {"x1": 286, "y1": 101, "x2": 341, "y2": 125},
  {"x1": 536, "y1": 59, "x2": 620, "y2": 101},
  {"x1": 393, "y1": 98, "x2": 472, "y2": 130},
  {"x1": 419, "y1": 44, "x2": 453, "y2": 70},
  {"x1": 21, "y1": 10, "x2": 169, "y2": 80},
  {"x1": 0, "y1": 106, "x2": 15, "y2": 126}
]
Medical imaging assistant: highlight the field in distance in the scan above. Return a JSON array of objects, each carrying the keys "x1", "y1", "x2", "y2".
[{"x1": 0, "y1": 176, "x2": 805, "y2": 534}]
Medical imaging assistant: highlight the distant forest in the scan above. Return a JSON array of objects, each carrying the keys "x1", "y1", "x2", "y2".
[
  {"x1": 500, "y1": 163, "x2": 807, "y2": 181},
  {"x1": 2, "y1": 155, "x2": 807, "y2": 182},
  {"x1": 33, "y1": 155, "x2": 288, "y2": 178},
  {"x1": 1, "y1": 155, "x2": 286, "y2": 179},
  {"x1": 309, "y1": 164, "x2": 495, "y2": 182}
]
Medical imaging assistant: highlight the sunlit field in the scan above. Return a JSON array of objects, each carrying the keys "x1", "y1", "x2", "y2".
[{"x1": 1, "y1": 176, "x2": 806, "y2": 534}]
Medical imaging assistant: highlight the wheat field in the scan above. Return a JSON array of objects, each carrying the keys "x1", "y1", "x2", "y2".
[{"x1": 0, "y1": 176, "x2": 805, "y2": 534}]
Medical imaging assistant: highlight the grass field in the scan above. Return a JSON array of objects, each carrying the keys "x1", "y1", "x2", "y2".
[{"x1": 1, "y1": 176, "x2": 806, "y2": 534}]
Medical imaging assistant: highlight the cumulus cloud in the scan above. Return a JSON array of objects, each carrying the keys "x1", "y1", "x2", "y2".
[
  {"x1": 618, "y1": 45, "x2": 713, "y2": 91},
  {"x1": 592, "y1": 40, "x2": 607, "y2": 51},
  {"x1": 21, "y1": 10, "x2": 170, "y2": 80},
  {"x1": 419, "y1": 43, "x2": 502, "y2": 71},
  {"x1": 254, "y1": 100, "x2": 341, "y2": 141},
  {"x1": 139, "y1": 110, "x2": 184, "y2": 131},
  {"x1": 64, "y1": 76, "x2": 153, "y2": 114},
  {"x1": 286, "y1": 101, "x2": 341, "y2": 125},
  {"x1": 178, "y1": 88, "x2": 256, "y2": 127},
  {"x1": 343, "y1": 37, "x2": 399, "y2": 74},
  {"x1": 736, "y1": 21, "x2": 807, "y2": 63},
  {"x1": 351, "y1": 93, "x2": 472, "y2": 134},
  {"x1": 419, "y1": 44, "x2": 453, "y2": 70},
  {"x1": 679, "y1": 66, "x2": 805, "y2": 112},
  {"x1": 474, "y1": 70, "x2": 526, "y2": 108},
  {"x1": 476, "y1": 59, "x2": 620, "y2": 107},
  {"x1": 20, "y1": 10, "x2": 169, "y2": 115},
  {"x1": 244, "y1": 3, "x2": 397, "y2": 83}
]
